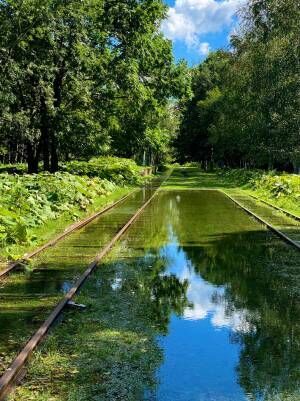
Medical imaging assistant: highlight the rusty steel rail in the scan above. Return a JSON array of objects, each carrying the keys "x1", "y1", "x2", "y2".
[
  {"x1": 0, "y1": 190, "x2": 140, "y2": 280},
  {"x1": 0, "y1": 170, "x2": 171, "y2": 401},
  {"x1": 248, "y1": 193, "x2": 300, "y2": 222},
  {"x1": 220, "y1": 190, "x2": 300, "y2": 251}
]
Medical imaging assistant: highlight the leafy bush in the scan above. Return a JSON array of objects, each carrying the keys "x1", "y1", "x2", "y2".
[
  {"x1": 0, "y1": 173, "x2": 117, "y2": 251},
  {"x1": 63, "y1": 157, "x2": 143, "y2": 185},
  {"x1": 219, "y1": 168, "x2": 262, "y2": 186},
  {"x1": 250, "y1": 173, "x2": 300, "y2": 201},
  {"x1": 0, "y1": 163, "x2": 27, "y2": 174},
  {"x1": 219, "y1": 168, "x2": 300, "y2": 211}
]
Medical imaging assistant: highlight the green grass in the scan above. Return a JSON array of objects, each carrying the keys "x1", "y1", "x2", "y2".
[
  {"x1": 0, "y1": 176, "x2": 135, "y2": 267},
  {"x1": 0, "y1": 156, "x2": 150, "y2": 265},
  {"x1": 7, "y1": 182, "x2": 300, "y2": 401},
  {"x1": 162, "y1": 167, "x2": 233, "y2": 189}
]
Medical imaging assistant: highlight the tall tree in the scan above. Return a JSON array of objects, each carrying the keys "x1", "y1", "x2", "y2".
[
  {"x1": 175, "y1": 0, "x2": 300, "y2": 170},
  {"x1": 0, "y1": 0, "x2": 186, "y2": 172}
]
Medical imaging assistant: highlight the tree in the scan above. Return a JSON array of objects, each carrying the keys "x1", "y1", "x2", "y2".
[
  {"x1": 175, "y1": 0, "x2": 300, "y2": 171},
  {"x1": 0, "y1": 0, "x2": 186, "y2": 172}
]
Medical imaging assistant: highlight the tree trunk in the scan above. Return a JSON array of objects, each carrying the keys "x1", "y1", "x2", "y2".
[
  {"x1": 50, "y1": 134, "x2": 59, "y2": 172},
  {"x1": 40, "y1": 96, "x2": 50, "y2": 171},
  {"x1": 27, "y1": 143, "x2": 39, "y2": 173},
  {"x1": 49, "y1": 65, "x2": 65, "y2": 173},
  {"x1": 42, "y1": 135, "x2": 50, "y2": 171}
]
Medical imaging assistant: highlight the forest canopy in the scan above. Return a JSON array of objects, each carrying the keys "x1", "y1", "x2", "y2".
[
  {"x1": 175, "y1": 0, "x2": 300, "y2": 172},
  {"x1": 0, "y1": 0, "x2": 189, "y2": 172},
  {"x1": 0, "y1": 0, "x2": 299, "y2": 173}
]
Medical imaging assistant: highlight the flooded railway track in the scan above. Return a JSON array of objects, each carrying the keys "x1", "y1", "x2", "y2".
[
  {"x1": 221, "y1": 191, "x2": 300, "y2": 251},
  {"x1": 0, "y1": 170, "x2": 299, "y2": 401},
  {"x1": 0, "y1": 172, "x2": 170, "y2": 400},
  {"x1": 0, "y1": 191, "x2": 136, "y2": 280}
]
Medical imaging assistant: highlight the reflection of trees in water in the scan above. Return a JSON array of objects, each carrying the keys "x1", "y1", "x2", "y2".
[
  {"x1": 104, "y1": 250, "x2": 190, "y2": 336},
  {"x1": 89, "y1": 251, "x2": 190, "y2": 399},
  {"x1": 149, "y1": 270, "x2": 190, "y2": 334},
  {"x1": 179, "y1": 230, "x2": 300, "y2": 400},
  {"x1": 106, "y1": 190, "x2": 300, "y2": 399}
]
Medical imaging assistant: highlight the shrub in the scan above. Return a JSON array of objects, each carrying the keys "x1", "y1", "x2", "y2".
[
  {"x1": 62, "y1": 157, "x2": 143, "y2": 185},
  {"x1": 0, "y1": 172, "x2": 117, "y2": 252}
]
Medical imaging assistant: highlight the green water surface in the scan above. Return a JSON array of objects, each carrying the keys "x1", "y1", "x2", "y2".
[
  {"x1": 100, "y1": 190, "x2": 300, "y2": 401},
  {"x1": 4, "y1": 188, "x2": 300, "y2": 401},
  {"x1": 0, "y1": 178, "x2": 164, "y2": 374}
]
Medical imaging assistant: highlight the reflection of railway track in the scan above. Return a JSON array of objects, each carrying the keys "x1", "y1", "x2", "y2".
[
  {"x1": 0, "y1": 191, "x2": 136, "y2": 280},
  {"x1": 0, "y1": 171, "x2": 171, "y2": 401},
  {"x1": 221, "y1": 190, "x2": 300, "y2": 251}
]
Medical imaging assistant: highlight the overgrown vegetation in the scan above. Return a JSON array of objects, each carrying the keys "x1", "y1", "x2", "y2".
[
  {"x1": 63, "y1": 156, "x2": 144, "y2": 185},
  {"x1": 219, "y1": 169, "x2": 300, "y2": 214},
  {"x1": 0, "y1": 156, "x2": 148, "y2": 261},
  {"x1": 0, "y1": 173, "x2": 115, "y2": 257},
  {"x1": 176, "y1": 0, "x2": 300, "y2": 172}
]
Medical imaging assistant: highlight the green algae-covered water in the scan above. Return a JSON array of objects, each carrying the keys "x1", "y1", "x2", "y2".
[
  {"x1": 100, "y1": 190, "x2": 300, "y2": 401},
  {"x1": 0, "y1": 178, "x2": 164, "y2": 374},
  {"x1": 5, "y1": 189, "x2": 300, "y2": 401}
]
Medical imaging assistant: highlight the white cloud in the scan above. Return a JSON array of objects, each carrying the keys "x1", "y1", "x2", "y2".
[
  {"x1": 174, "y1": 264, "x2": 253, "y2": 333},
  {"x1": 162, "y1": 0, "x2": 244, "y2": 54},
  {"x1": 199, "y1": 42, "x2": 210, "y2": 55}
]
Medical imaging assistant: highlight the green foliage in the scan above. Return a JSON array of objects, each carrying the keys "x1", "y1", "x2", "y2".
[
  {"x1": 219, "y1": 169, "x2": 300, "y2": 200},
  {"x1": 218, "y1": 168, "x2": 300, "y2": 213},
  {"x1": 250, "y1": 173, "x2": 300, "y2": 201},
  {"x1": 0, "y1": 164, "x2": 27, "y2": 174},
  {"x1": 0, "y1": 0, "x2": 187, "y2": 171},
  {"x1": 0, "y1": 172, "x2": 117, "y2": 252},
  {"x1": 175, "y1": 0, "x2": 300, "y2": 171},
  {"x1": 63, "y1": 157, "x2": 144, "y2": 185}
]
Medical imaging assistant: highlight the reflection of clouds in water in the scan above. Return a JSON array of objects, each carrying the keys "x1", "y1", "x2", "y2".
[{"x1": 178, "y1": 265, "x2": 253, "y2": 333}]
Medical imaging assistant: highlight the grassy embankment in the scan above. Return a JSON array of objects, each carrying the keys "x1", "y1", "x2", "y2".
[
  {"x1": 0, "y1": 157, "x2": 147, "y2": 265},
  {"x1": 162, "y1": 167, "x2": 300, "y2": 217}
]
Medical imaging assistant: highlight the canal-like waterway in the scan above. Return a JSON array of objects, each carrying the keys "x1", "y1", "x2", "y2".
[{"x1": 0, "y1": 178, "x2": 163, "y2": 374}]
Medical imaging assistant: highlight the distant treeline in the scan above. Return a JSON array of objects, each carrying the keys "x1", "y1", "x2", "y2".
[
  {"x1": 0, "y1": 0, "x2": 188, "y2": 173},
  {"x1": 175, "y1": 0, "x2": 300, "y2": 172}
]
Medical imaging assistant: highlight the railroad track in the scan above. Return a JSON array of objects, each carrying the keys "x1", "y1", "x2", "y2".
[
  {"x1": 220, "y1": 190, "x2": 300, "y2": 251},
  {"x1": 248, "y1": 193, "x2": 300, "y2": 222},
  {"x1": 0, "y1": 168, "x2": 165, "y2": 280},
  {"x1": 0, "y1": 191, "x2": 137, "y2": 280},
  {"x1": 0, "y1": 170, "x2": 171, "y2": 400}
]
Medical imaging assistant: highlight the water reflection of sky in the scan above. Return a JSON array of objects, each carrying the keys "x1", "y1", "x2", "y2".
[
  {"x1": 161, "y1": 237, "x2": 254, "y2": 334},
  {"x1": 152, "y1": 232, "x2": 252, "y2": 401}
]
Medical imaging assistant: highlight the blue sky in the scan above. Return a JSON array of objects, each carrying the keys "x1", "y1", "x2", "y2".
[{"x1": 162, "y1": 0, "x2": 244, "y2": 65}]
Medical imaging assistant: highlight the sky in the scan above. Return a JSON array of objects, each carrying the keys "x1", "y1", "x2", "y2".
[{"x1": 162, "y1": 0, "x2": 245, "y2": 65}]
